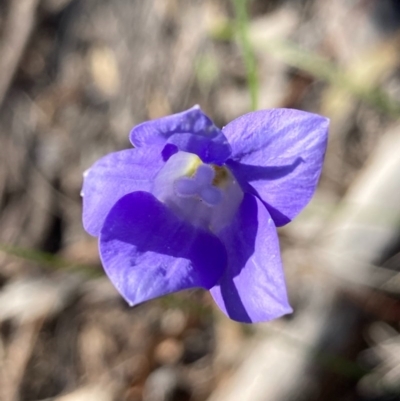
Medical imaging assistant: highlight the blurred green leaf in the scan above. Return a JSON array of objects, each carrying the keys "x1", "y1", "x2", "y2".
[
  {"x1": 263, "y1": 39, "x2": 400, "y2": 117},
  {"x1": 209, "y1": 20, "x2": 235, "y2": 41},
  {"x1": 195, "y1": 53, "x2": 219, "y2": 91},
  {"x1": 232, "y1": 0, "x2": 259, "y2": 111},
  {"x1": 0, "y1": 243, "x2": 102, "y2": 277}
]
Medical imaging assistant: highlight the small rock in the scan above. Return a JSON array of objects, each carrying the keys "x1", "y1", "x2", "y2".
[
  {"x1": 55, "y1": 385, "x2": 114, "y2": 401},
  {"x1": 143, "y1": 367, "x2": 191, "y2": 401},
  {"x1": 160, "y1": 309, "x2": 187, "y2": 337},
  {"x1": 154, "y1": 338, "x2": 183, "y2": 365}
]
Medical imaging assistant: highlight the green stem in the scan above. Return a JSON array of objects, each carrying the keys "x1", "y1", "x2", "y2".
[{"x1": 232, "y1": 0, "x2": 258, "y2": 111}]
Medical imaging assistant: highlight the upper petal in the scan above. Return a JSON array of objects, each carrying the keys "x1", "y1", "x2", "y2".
[
  {"x1": 130, "y1": 106, "x2": 231, "y2": 164},
  {"x1": 210, "y1": 193, "x2": 292, "y2": 323},
  {"x1": 82, "y1": 146, "x2": 164, "y2": 236},
  {"x1": 100, "y1": 191, "x2": 227, "y2": 306},
  {"x1": 223, "y1": 109, "x2": 328, "y2": 226}
]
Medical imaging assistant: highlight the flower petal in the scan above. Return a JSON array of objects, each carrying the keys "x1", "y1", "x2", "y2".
[
  {"x1": 223, "y1": 109, "x2": 328, "y2": 226},
  {"x1": 210, "y1": 193, "x2": 292, "y2": 323},
  {"x1": 99, "y1": 191, "x2": 227, "y2": 306},
  {"x1": 82, "y1": 146, "x2": 164, "y2": 236},
  {"x1": 130, "y1": 106, "x2": 231, "y2": 164}
]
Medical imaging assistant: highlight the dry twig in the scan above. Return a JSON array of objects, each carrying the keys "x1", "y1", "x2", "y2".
[{"x1": 0, "y1": 0, "x2": 40, "y2": 107}]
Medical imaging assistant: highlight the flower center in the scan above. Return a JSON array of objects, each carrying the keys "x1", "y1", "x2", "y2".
[
  {"x1": 152, "y1": 151, "x2": 243, "y2": 232},
  {"x1": 174, "y1": 164, "x2": 223, "y2": 206}
]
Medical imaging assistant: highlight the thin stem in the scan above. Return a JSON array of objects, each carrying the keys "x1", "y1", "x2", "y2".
[{"x1": 232, "y1": 0, "x2": 258, "y2": 111}]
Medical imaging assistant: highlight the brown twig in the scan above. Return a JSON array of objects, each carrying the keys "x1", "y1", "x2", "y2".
[
  {"x1": 0, "y1": 319, "x2": 44, "y2": 401},
  {"x1": 0, "y1": 0, "x2": 40, "y2": 107}
]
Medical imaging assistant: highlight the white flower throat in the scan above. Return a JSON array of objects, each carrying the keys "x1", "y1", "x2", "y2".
[{"x1": 152, "y1": 151, "x2": 243, "y2": 233}]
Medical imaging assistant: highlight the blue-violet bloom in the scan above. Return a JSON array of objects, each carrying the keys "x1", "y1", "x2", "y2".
[{"x1": 81, "y1": 106, "x2": 328, "y2": 323}]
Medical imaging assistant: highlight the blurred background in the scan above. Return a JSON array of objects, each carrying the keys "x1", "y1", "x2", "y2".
[{"x1": 1, "y1": 0, "x2": 400, "y2": 400}]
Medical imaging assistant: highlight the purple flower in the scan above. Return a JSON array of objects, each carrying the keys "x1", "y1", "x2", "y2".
[{"x1": 81, "y1": 106, "x2": 328, "y2": 323}]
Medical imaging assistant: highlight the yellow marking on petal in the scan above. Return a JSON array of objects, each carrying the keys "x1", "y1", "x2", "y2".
[{"x1": 185, "y1": 155, "x2": 202, "y2": 177}]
